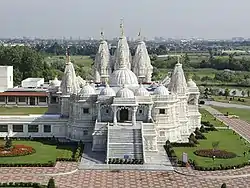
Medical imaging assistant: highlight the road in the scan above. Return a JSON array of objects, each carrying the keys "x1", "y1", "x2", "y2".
[{"x1": 205, "y1": 101, "x2": 250, "y2": 110}]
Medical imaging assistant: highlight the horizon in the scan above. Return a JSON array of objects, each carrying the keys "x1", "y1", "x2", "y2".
[{"x1": 1, "y1": 0, "x2": 250, "y2": 39}]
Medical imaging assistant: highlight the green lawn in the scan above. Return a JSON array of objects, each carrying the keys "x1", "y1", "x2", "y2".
[
  {"x1": 213, "y1": 95, "x2": 250, "y2": 106},
  {"x1": 0, "y1": 140, "x2": 74, "y2": 164},
  {"x1": 174, "y1": 130, "x2": 250, "y2": 168},
  {"x1": 212, "y1": 106, "x2": 250, "y2": 123},
  {"x1": 199, "y1": 108, "x2": 226, "y2": 127},
  {"x1": 0, "y1": 107, "x2": 48, "y2": 115}
]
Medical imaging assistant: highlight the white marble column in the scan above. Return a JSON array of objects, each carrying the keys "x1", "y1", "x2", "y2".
[
  {"x1": 132, "y1": 107, "x2": 138, "y2": 126},
  {"x1": 148, "y1": 104, "x2": 153, "y2": 122},
  {"x1": 39, "y1": 124, "x2": 43, "y2": 136},
  {"x1": 97, "y1": 103, "x2": 101, "y2": 122},
  {"x1": 112, "y1": 106, "x2": 117, "y2": 126},
  {"x1": 8, "y1": 124, "x2": 13, "y2": 136}
]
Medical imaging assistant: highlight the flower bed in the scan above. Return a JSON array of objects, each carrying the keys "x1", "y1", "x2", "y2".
[
  {"x1": 194, "y1": 149, "x2": 237, "y2": 159},
  {"x1": 0, "y1": 144, "x2": 35, "y2": 157}
]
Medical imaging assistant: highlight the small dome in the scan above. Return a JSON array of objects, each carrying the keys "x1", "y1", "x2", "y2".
[
  {"x1": 116, "y1": 85, "x2": 134, "y2": 98},
  {"x1": 154, "y1": 84, "x2": 169, "y2": 96},
  {"x1": 76, "y1": 76, "x2": 86, "y2": 88},
  {"x1": 50, "y1": 77, "x2": 61, "y2": 87},
  {"x1": 135, "y1": 84, "x2": 150, "y2": 96},
  {"x1": 100, "y1": 84, "x2": 116, "y2": 96},
  {"x1": 110, "y1": 68, "x2": 138, "y2": 87},
  {"x1": 79, "y1": 83, "x2": 96, "y2": 97},
  {"x1": 187, "y1": 79, "x2": 197, "y2": 88}
]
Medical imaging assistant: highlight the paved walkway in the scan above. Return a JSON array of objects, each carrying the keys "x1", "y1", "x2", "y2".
[
  {"x1": 203, "y1": 105, "x2": 250, "y2": 142},
  {"x1": 0, "y1": 162, "x2": 250, "y2": 188}
]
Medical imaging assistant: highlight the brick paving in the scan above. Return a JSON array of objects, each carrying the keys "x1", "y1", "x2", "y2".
[{"x1": 0, "y1": 162, "x2": 249, "y2": 188}]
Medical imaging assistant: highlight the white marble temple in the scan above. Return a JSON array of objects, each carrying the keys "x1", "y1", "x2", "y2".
[{"x1": 0, "y1": 22, "x2": 201, "y2": 165}]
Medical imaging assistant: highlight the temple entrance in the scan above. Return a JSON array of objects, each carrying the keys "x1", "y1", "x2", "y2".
[
  {"x1": 29, "y1": 97, "x2": 36, "y2": 105},
  {"x1": 120, "y1": 109, "x2": 129, "y2": 122}
]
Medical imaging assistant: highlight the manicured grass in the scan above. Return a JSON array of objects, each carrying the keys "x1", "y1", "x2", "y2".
[
  {"x1": 199, "y1": 108, "x2": 226, "y2": 127},
  {"x1": 213, "y1": 95, "x2": 250, "y2": 106},
  {"x1": 212, "y1": 106, "x2": 250, "y2": 123},
  {"x1": 0, "y1": 140, "x2": 74, "y2": 164},
  {"x1": 0, "y1": 107, "x2": 48, "y2": 115},
  {"x1": 174, "y1": 130, "x2": 250, "y2": 168}
]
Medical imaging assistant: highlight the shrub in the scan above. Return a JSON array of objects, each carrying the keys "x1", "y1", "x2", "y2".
[
  {"x1": 189, "y1": 133, "x2": 199, "y2": 144},
  {"x1": 221, "y1": 183, "x2": 227, "y2": 188},
  {"x1": 47, "y1": 177, "x2": 56, "y2": 188},
  {"x1": 199, "y1": 100, "x2": 205, "y2": 104},
  {"x1": 199, "y1": 125, "x2": 207, "y2": 133}
]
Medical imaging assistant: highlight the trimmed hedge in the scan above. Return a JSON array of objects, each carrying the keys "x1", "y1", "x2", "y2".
[
  {"x1": 108, "y1": 158, "x2": 143, "y2": 164},
  {"x1": 193, "y1": 161, "x2": 250, "y2": 171},
  {"x1": 0, "y1": 161, "x2": 55, "y2": 167},
  {"x1": 0, "y1": 182, "x2": 45, "y2": 187}
]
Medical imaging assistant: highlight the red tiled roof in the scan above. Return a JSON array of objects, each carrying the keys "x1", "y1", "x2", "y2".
[{"x1": 0, "y1": 91, "x2": 48, "y2": 97}]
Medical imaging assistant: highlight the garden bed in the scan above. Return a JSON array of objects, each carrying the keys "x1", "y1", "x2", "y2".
[
  {"x1": 0, "y1": 138, "x2": 84, "y2": 167},
  {"x1": 194, "y1": 149, "x2": 236, "y2": 159},
  {"x1": 172, "y1": 129, "x2": 250, "y2": 170},
  {"x1": 0, "y1": 145, "x2": 35, "y2": 157}
]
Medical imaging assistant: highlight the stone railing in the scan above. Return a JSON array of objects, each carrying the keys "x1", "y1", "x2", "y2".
[
  {"x1": 106, "y1": 122, "x2": 110, "y2": 164},
  {"x1": 140, "y1": 121, "x2": 146, "y2": 163},
  {"x1": 152, "y1": 95, "x2": 178, "y2": 102}
]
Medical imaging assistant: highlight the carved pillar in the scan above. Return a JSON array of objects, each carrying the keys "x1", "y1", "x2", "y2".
[
  {"x1": 148, "y1": 104, "x2": 153, "y2": 122},
  {"x1": 132, "y1": 106, "x2": 138, "y2": 126},
  {"x1": 8, "y1": 124, "x2": 12, "y2": 136},
  {"x1": 97, "y1": 103, "x2": 101, "y2": 122},
  {"x1": 112, "y1": 106, "x2": 117, "y2": 126}
]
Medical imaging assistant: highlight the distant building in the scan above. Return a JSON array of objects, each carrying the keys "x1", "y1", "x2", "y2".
[{"x1": 0, "y1": 66, "x2": 13, "y2": 92}]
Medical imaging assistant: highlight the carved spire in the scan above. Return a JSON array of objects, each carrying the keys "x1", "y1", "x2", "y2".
[
  {"x1": 100, "y1": 28, "x2": 104, "y2": 41},
  {"x1": 66, "y1": 47, "x2": 70, "y2": 64},
  {"x1": 177, "y1": 55, "x2": 181, "y2": 65},
  {"x1": 138, "y1": 28, "x2": 142, "y2": 42}
]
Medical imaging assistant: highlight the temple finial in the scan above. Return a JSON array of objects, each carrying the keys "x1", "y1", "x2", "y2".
[
  {"x1": 100, "y1": 28, "x2": 104, "y2": 41},
  {"x1": 177, "y1": 56, "x2": 181, "y2": 65},
  {"x1": 138, "y1": 28, "x2": 142, "y2": 41},
  {"x1": 120, "y1": 18, "x2": 124, "y2": 37},
  {"x1": 66, "y1": 47, "x2": 70, "y2": 64}
]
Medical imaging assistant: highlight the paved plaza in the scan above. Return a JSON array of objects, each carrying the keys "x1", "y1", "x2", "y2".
[{"x1": 0, "y1": 162, "x2": 250, "y2": 188}]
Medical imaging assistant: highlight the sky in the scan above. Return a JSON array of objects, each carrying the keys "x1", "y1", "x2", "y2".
[{"x1": 0, "y1": 0, "x2": 249, "y2": 39}]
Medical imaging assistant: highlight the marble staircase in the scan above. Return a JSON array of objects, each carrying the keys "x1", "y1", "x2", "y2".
[{"x1": 107, "y1": 127, "x2": 144, "y2": 160}]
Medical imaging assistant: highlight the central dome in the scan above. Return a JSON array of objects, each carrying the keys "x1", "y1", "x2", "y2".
[{"x1": 110, "y1": 68, "x2": 138, "y2": 87}]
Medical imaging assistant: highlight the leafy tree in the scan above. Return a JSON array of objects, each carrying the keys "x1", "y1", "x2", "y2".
[
  {"x1": 183, "y1": 53, "x2": 190, "y2": 67},
  {"x1": 241, "y1": 90, "x2": 245, "y2": 97},
  {"x1": 47, "y1": 177, "x2": 56, "y2": 188},
  {"x1": 212, "y1": 141, "x2": 220, "y2": 151},
  {"x1": 0, "y1": 46, "x2": 56, "y2": 86},
  {"x1": 224, "y1": 88, "x2": 230, "y2": 99},
  {"x1": 4, "y1": 136, "x2": 12, "y2": 149}
]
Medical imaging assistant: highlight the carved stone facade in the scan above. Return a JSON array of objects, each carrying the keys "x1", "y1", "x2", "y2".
[{"x1": 0, "y1": 22, "x2": 201, "y2": 165}]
